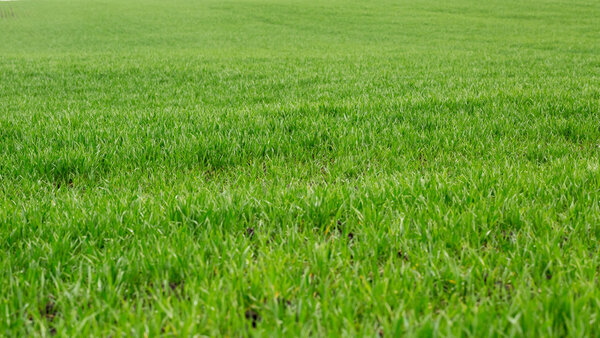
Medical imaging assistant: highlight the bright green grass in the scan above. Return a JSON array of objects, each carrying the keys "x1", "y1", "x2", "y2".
[{"x1": 1, "y1": 0, "x2": 600, "y2": 335}]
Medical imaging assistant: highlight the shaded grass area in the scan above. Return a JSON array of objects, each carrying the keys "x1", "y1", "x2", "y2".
[{"x1": 1, "y1": 0, "x2": 600, "y2": 335}]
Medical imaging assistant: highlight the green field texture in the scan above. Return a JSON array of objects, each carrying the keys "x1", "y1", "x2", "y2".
[{"x1": 1, "y1": 0, "x2": 600, "y2": 335}]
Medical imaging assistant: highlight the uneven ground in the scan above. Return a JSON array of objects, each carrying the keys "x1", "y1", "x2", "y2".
[{"x1": 1, "y1": 0, "x2": 600, "y2": 335}]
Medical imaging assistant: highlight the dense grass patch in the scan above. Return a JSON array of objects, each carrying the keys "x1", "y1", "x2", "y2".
[{"x1": 1, "y1": 0, "x2": 600, "y2": 335}]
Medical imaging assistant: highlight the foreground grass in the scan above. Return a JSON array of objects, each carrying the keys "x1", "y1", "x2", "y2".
[{"x1": 1, "y1": 0, "x2": 600, "y2": 335}]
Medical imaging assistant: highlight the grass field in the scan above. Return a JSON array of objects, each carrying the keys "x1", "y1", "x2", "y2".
[{"x1": 1, "y1": 0, "x2": 600, "y2": 335}]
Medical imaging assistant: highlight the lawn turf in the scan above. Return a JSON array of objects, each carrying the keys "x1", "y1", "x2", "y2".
[{"x1": 1, "y1": 0, "x2": 600, "y2": 335}]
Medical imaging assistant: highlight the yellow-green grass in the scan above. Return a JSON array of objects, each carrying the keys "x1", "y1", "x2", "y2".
[{"x1": 1, "y1": 0, "x2": 600, "y2": 335}]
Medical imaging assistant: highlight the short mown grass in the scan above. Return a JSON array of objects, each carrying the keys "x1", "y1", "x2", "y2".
[{"x1": 1, "y1": 0, "x2": 600, "y2": 335}]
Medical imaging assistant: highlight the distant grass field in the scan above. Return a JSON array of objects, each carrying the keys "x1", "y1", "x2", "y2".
[{"x1": 1, "y1": 0, "x2": 600, "y2": 335}]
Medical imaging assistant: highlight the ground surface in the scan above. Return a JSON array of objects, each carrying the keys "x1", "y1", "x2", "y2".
[{"x1": 1, "y1": 0, "x2": 600, "y2": 335}]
